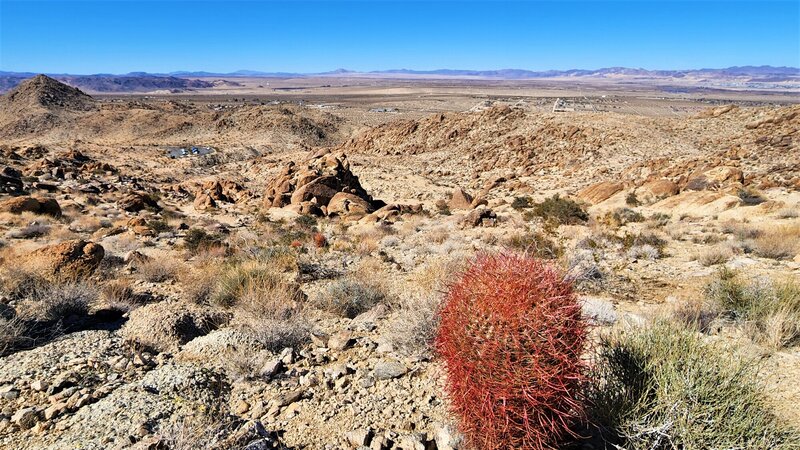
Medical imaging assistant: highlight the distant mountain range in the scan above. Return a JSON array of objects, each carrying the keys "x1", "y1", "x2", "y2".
[
  {"x1": 162, "y1": 65, "x2": 800, "y2": 80},
  {"x1": 0, "y1": 66, "x2": 797, "y2": 93}
]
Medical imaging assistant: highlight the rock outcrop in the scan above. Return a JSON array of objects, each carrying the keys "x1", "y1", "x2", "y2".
[
  {"x1": 27, "y1": 240, "x2": 104, "y2": 280},
  {"x1": 263, "y1": 152, "x2": 381, "y2": 218},
  {"x1": 578, "y1": 181, "x2": 625, "y2": 205},
  {"x1": 0, "y1": 196, "x2": 61, "y2": 217},
  {"x1": 117, "y1": 191, "x2": 160, "y2": 212},
  {"x1": 192, "y1": 179, "x2": 250, "y2": 210}
]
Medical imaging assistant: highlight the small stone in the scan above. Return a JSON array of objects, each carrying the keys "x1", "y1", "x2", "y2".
[
  {"x1": 260, "y1": 359, "x2": 283, "y2": 379},
  {"x1": 30, "y1": 380, "x2": 48, "y2": 392},
  {"x1": 345, "y1": 428, "x2": 373, "y2": 447},
  {"x1": 310, "y1": 331, "x2": 329, "y2": 347},
  {"x1": 272, "y1": 389, "x2": 303, "y2": 408},
  {"x1": 235, "y1": 400, "x2": 251, "y2": 415},
  {"x1": 11, "y1": 407, "x2": 39, "y2": 430},
  {"x1": 324, "y1": 362, "x2": 349, "y2": 380},
  {"x1": 358, "y1": 375, "x2": 375, "y2": 389},
  {"x1": 328, "y1": 330, "x2": 353, "y2": 351},
  {"x1": 373, "y1": 361, "x2": 407, "y2": 380},
  {"x1": 44, "y1": 402, "x2": 67, "y2": 420}
]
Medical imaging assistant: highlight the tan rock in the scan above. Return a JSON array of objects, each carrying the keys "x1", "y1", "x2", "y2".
[
  {"x1": 449, "y1": 187, "x2": 474, "y2": 210},
  {"x1": 327, "y1": 192, "x2": 372, "y2": 218},
  {"x1": 28, "y1": 240, "x2": 104, "y2": 280},
  {"x1": 578, "y1": 181, "x2": 624, "y2": 205},
  {"x1": 637, "y1": 179, "x2": 679, "y2": 203}
]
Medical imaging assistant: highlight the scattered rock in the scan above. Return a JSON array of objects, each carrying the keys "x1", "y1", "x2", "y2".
[
  {"x1": 0, "y1": 196, "x2": 61, "y2": 217},
  {"x1": 373, "y1": 361, "x2": 407, "y2": 380}
]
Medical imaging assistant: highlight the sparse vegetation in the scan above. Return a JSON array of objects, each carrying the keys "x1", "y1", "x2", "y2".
[
  {"x1": 695, "y1": 243, "x2": 734, "y2": 266},
  {"x1": 316, "y1": 278, "x2": 386, "y2": 318},
  {"x1": 511, "y1": 196, "x2": 532, "y2": 210},
  {"x1": 705, "y1": 268, "x2": 800, "y2": 348},
  {"x1": 529, "y1": 194, "x2": 589, "y2": 225},
  {"x1": 503, "y1": 231, "x2": 563, "y2": 259},
  {"x1": 751, "y1": 225, "x2": 800, "y2": 260},
  {"x1": 590, "y1": 321, "x2": 800, "y2": 448},
  {"x1": 183, "y1": 227, "x2": 225, "y2": 254},
  {"x1": 137, "y1": 257, "x2": 182, "y2": 283}
]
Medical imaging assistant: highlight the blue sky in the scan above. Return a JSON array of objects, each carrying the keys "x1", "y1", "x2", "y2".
[{"x1": 0, "y1": 1, "x2": 798, "y2": 74}]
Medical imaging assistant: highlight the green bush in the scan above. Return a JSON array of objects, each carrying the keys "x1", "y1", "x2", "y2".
[
  {"x1": 511, "y1": 196, "x2": 532, "y2": 210},
  {"x1": 590, "y1": 321, "x2": 800, "y2": 448},
  {"x1": 705, "y1": 269, "x2": 800, "y2": 348},
  {"x1": 184, "y1": 228, "x2": 224, "y2": 254},
  {"x1": 530, "y1": 195, "x2": 588, "y2": 225}
]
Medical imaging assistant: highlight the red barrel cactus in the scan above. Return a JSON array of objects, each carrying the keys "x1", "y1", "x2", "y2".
[{"x1": 435, "y1": 253, "x2": 588, "y2": 450}]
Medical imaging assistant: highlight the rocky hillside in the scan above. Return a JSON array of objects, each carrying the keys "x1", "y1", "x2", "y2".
[
  {"x1": 336, "y1": 104, "x2": 800, "y2": 191},
  {"x1": 0, "y1": 76, "x2": 347, "y2": 148}
]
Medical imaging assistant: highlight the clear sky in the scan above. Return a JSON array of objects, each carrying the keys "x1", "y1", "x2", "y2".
[{"x1": 0, "y1": 0, "x2": 798, "y2": 74}]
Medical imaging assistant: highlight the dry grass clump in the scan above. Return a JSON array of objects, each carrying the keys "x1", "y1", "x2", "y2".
[
  {"x1": 316, "y1": 278, "x2": 386, "y2": 318},
  {"x1": 503, "y1": 231, "x2": 563, "y2": 259},
  {"x1": 25, "y1": 281, "x2": 97, "y2": 322},
  {"x1": 183, "y1": 227, "x2": 225, "y2": 255},
  {"x1": 207, "y1": 252, "x2": 309, "y2": 352},
  {"x1": 7, "y1": 222, "x2": 51, "y2": 239},
  {"x1": 751, "y1": 225, "x2": 799, "y2": 260},
  {"x1": 600, "y1": 208, "x2": 645, "y2": 228},
  {"x1": 386, "y1": 293, "x2": 441, "y2": 356},
  {"x1": 705, "y1": 269, "x2": 800, "y2": 349},
  {"x1": 590, "y1": 321, "x2": 799, "y2": 448},
  {"x1": 137, "y1": 257, "x2": 183, "y2": 283},
  {"x1": 210, "y1": 253, "x2": 300, "y2": 308},
  {"x1": 0, "y1": 316, "x2": 26, "y2": 356},
  {"x1": 695, "y1": 243, "x2": 735, "y2": 266},
  {"x1": 179, "y1": 263, "x2": 222, "y2": 305}
]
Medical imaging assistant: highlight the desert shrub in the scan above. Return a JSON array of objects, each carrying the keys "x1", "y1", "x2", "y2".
[
  {"x1": 0, "y1": 263, "x2": 49, "y2": 300},
  {"x1": 602, "y1": 208, "x2": 644, "y2": 228},
  {"x1": 530, "y1": 194, "x2": 589, "y2": 225},
  {"x1": 316, "y1": 278, "x2": 386, "y2": 318},
  {"x1": 503, "y1": 231, "x2": 563, "y2": 259},
  {"x1": 137, "y1": 257, "x2": 182, "y2": 283},
  {"x1": 294, "y1": 214, "x2": 317, "y2": 230},
  {"x1": 436, "y1": 253, "x2": 587, "y2": 450},
  {"x1": 148, "y1": 219, "x2": 172, "y2": 234},
  {"x1": 0, "y1": 316, "x2": 26, "y2": 356},
  {"x1": 751, "y1": 226, "x2": 799, "y2": 260},
  {"x1": 695, "y1": 244, "x2": 734, "y2": 266},
  {"x1": 625, "y1": 192, "x2": 639, "y2": 206},
  {"x1": 235, "y1": 313, "x2": 309, "y2": 354},
  {"x1": 7, "y1": 223, "x2": 51, "y2": 239},
  {"x1": 646, "y1": 212, "x2": 671, "y2": 228},
  {"x1": 386, "y1": 294, "x2": 441, "y2": 356},
  {"x1": 737, "y1": 187, "x2": 766, "y2": 205},
  {"x1": 184, "y1": 228, "x2": 224, "y2": 254},
  {"x1": 721, "y1": 221, "x2": 762, "y2": 240},
  {"x1": 27, "y1": 281, "x2": 97, "y2": 322},
  {"x1": 211, "y1": 259, "x2": 301, "y2": 308},
  {"x1": 511, "y1": 196, "x2": 532, "y2": 210},
  {"x1": 589, "y1": 321, "x2": 799, "y2": 448},
  {"x1": 223, "y1": 258, "x2": 309, "y2": 352},
  {"x1": 101, "y1": 279, "x2": 139, "y2": 308},
  {"x1": 180, "y1": 265, "x2": 221, "y2": 305},
  {"x1": 705, "y1": 269, "x2": 800, "y2": 348}
]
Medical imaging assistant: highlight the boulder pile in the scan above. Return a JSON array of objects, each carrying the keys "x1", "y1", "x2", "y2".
[{"x1": 263, "y1": 151, "x2": 382, "y2": 218}]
